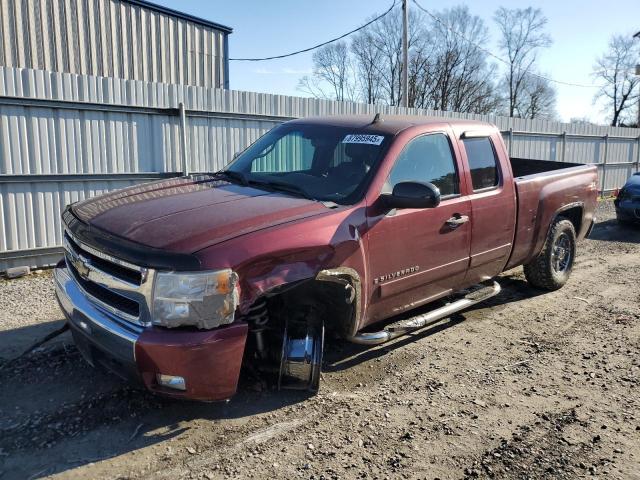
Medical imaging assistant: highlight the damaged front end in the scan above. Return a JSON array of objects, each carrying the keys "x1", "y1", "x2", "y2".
[{"x1": 240, "y1": 267, "x2": 362, "y2": 392}]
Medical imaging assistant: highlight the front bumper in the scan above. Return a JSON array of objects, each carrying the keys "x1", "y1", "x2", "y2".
[{"x1": 54, "y1": 262, "x2": 248, "y2": 401}]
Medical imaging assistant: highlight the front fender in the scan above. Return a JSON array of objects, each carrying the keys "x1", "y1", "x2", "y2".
[{"x1": 195, "y1": 205, "x2": 369, "y2": 320}]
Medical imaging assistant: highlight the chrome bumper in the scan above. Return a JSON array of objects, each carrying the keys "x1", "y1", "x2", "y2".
[{"x1": 54, "y1": 262, "x2": 142, "y2": 369}]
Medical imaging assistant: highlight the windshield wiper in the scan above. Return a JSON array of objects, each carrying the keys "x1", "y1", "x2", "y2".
[
  {"x1": 249, "y1": 179, "x2": 312, "y2": 200},
  {"x1": 213, "y1": 171, "x2": 312, "y2": 200},
  {"x1": 212, "y1": 170, "x2": 248, "y2": 186}
]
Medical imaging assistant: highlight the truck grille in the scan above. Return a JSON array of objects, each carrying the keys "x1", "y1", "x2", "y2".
[
  {"x1": 65, "y1": 234, "x2": 143, "y2": 285},
  {"x1": 63, "y1": 230, "x2": 154, "y2": 326}
]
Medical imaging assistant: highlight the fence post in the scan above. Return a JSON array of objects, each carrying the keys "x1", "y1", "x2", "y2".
[
  {"x1": 601, "y1": 133, "x2": 609, "y2": 198},
  {"x1": 508, "y1": 127, "x2": 513, "y2": 157},
  {"x1": 561, "y1": 131, "x2": 567, "y2": 162},
  {"x1": 179, "y1": 102, "x2": 189, "y2": 176}
]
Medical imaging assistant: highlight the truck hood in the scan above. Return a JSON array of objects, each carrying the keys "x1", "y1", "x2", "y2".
[{"x1": 72, "y1": 175, "x2": 332, "y2": 252}]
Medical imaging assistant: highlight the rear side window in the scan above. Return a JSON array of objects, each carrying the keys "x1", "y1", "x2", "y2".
[
  {"x1": 462, "y1": 137, "x2": 500, "y2": 191},
  {"x1": 387, "y1": 133, "x2": 459, "y2": 196}
]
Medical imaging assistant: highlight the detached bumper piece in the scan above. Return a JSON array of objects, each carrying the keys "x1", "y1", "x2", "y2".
[{"x1": 54, "y1": 261, "x2": 248, "y2": 401}]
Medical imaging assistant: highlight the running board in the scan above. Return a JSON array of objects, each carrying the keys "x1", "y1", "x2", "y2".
[{"x1": 348, "y1": 281, "x2": 501, "y2": 345}]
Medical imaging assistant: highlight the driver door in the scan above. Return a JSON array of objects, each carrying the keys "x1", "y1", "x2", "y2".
[{"x1": 365, "y1": 132, "x2": 471, "y2": 324}]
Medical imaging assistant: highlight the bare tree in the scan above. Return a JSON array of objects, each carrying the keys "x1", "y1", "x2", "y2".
[
  {"x1": 297, "y1": 75, "x2": 332, "y2": 100},
  {"x1": 367, "y1": 11, "x2": 404, "y2": 106},
  {"x1": 426, "y1": 6, "x2": 500, "y2": 114},
  {"x1": 494, "y1": 7, "x2": 552, "y2": 117},
  {"x1": 593, "y1": 35, "x2": 640, "y2": 127},
  {"x1": 297, "y1": 6, "x2": 502, "y2": 115},
  {"x1": 297, "y1": 41, "x2": 355, "y2": 101},
  {"x1": 517, "y1": 74, "x2": 557, "y2": 119},
  {"x1": 351, "y1": 27, "x2": 384, "y2": 104}
]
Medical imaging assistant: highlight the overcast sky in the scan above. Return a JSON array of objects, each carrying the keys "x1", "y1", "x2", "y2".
[{"x1": 156, "y1": 0, "x2": 640, "y2": 125}]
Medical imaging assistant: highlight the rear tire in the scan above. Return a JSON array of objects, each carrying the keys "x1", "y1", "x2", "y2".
[{"x1": 523, "y1": 217, "x2": 576, "y2": 291}]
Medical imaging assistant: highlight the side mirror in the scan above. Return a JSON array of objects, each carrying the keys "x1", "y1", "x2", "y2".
[{"x1": 382, "y1": 181, "x2": 441, "y2": 209}]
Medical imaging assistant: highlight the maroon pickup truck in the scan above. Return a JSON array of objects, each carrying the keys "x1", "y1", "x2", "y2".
[{"x1": 54, "y1": 115, "x2": 598, "y2": 401}]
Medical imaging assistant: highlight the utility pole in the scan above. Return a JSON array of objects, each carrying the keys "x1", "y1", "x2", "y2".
[
  {"x1": 401, "y1": 0, "x2": 409, "y2": 108},
  {"x1": 635, "y1": 31, "x2": 640, "y2": 127}
]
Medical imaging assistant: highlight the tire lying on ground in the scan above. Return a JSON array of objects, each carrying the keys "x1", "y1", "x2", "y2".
[{"x1": 524, "y1": 217, "x2": 576, "y2": 291}]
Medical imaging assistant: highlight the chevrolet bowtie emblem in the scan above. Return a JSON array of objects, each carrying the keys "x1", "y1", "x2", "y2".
[{"x1": 72, "y1": 256, "x2": 91, "y2": 280}]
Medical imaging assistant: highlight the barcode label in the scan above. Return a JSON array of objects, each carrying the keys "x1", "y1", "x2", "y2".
[{"x1": 342, "y1": 134, "x2": 384, "y2": 145}]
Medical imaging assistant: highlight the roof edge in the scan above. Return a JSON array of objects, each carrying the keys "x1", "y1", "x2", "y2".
[{"x1": 121, "y1": 0, "x2": 233, "y2": 33}]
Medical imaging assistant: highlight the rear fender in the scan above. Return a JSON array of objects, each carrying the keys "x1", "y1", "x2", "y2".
[{"x1": 507, "y1": 167, "x2": 595, "y2": 270}]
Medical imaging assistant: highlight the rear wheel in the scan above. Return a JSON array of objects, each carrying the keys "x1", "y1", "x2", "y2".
[{"x1": 523, "y1": 218, "x2": 576, "y2": 291}]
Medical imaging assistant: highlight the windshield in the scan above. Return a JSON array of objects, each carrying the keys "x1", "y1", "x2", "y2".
[{"x1": 223, "y1": 124, "x2": 391, "y2": 204}]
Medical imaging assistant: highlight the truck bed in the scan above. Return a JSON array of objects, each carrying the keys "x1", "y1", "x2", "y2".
[
  {"x1": 510, "y1": 157, "x2": 585, "y2": 178},
  {"x1": 506, "y1": 157, "x2": 598, "y2": 271}
]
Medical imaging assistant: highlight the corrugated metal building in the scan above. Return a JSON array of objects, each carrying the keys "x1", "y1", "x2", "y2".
[{"x1": 0, "y1": 0, "x2": 232, "y2": 88}]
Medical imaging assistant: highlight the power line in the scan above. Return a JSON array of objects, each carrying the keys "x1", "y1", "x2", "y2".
[
  {"x1": 411, "y1": 0, "x2": 612, "y2": 89},
  {"x1": 229, "y1": 1, "x2": 397, "y2": 61}
]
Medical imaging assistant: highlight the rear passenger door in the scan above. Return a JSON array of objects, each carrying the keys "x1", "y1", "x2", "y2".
[{"x1": 459, "y1": 133, "x2": 516, "y2": 284}]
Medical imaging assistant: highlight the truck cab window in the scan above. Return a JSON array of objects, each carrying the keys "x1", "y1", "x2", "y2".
[
  {"x1": 462, "y1": 137, "x2": 500, "y2": 191},
  {"x1": 386, "y1": 133, "x2": 458, "y2": 196}
]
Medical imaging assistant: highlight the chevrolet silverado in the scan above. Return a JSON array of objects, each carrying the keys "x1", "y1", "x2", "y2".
[{"x1": 54, "y1": 115, "x2": 598, "y2": 400}]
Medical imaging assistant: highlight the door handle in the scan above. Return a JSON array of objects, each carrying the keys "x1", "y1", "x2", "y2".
[{"x1": 446, "y1": 214, "x2": 469, "y2": 228}]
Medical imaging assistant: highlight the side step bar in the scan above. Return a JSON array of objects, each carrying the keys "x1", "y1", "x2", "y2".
[{"x1": 348, "y1": 281, "x2": 501, "y2": 345}]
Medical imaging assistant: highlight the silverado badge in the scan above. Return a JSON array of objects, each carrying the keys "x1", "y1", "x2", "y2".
[{"x1": 374, "y1": 266, "x2": 420, "y2": 284}]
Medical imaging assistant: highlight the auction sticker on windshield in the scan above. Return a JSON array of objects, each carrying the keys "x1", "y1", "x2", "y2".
[{"x1": 342, "y1": 134, "x2": 385, "y2": 145}]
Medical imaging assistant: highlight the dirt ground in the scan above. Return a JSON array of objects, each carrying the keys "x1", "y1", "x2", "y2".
[{"x1": 0, "y1": 201, "x2": 638, "y2": 480}]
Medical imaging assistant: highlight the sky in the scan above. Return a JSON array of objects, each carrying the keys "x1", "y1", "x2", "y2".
[{"x1": 154, "y1": 0, "x2": 640, "y2": 125}]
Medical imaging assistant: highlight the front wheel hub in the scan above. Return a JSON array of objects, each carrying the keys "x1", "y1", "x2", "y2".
[{"x1": 278, "y1": 319, "x2": 324, "y2": 392}]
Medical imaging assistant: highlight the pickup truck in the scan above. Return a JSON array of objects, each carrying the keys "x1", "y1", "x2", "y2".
[{"x1": 54, "y1": 115, "x2": 598, "y2": 401}]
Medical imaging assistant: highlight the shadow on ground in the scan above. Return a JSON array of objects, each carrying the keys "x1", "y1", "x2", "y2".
[{"x1": 587, "y1": 218, "x2": 640, "y2": 243}]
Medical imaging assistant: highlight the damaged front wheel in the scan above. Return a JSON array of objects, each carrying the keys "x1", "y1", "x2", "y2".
[{"x1": 278, "y1": 317, "x2": 324, "y2": 392}]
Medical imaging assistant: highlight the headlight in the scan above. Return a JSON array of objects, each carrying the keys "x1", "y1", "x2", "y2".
[{"x1": 152, "y1": 269, "x2": 239, "y2": 329}]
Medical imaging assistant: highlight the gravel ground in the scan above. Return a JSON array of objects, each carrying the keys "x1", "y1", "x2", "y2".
[
  {"x1": 0, "y1": 200, "x2": 638, "y2": 480},
  {"x1": 0, "y1": 270, "x2": 59, "y2": 327},
  {"x1": 0, "y1": 270, "x2": 69, "y2": 360}
]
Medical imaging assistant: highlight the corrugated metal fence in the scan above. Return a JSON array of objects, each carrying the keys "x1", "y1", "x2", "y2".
[
  {"x1": 1, "y1": 66, "x2": 639, "y2": 271},
  {"x1": 0, "y1": 0, "x2": 231, "y2": 88}
]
